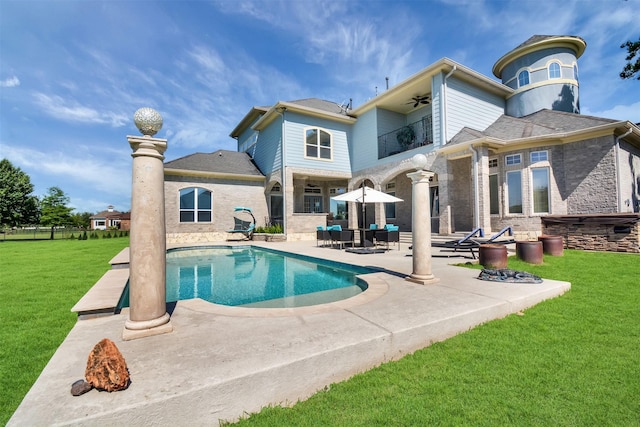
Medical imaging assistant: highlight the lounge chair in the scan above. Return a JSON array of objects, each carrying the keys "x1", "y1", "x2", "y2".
[
  {"x1": 430, "y1": 227, "x2": 484, "y2": 258},
  {"x1": 476, "y1": 226, "x2": 515, "y2": 244}
]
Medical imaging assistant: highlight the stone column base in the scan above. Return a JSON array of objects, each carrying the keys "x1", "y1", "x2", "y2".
[
  {"x1": 122, "y1": 313, "x2": 173, "y2": 341},
  {"x1": 405, "y1": 274, "x2": 440, "y2": 285}
]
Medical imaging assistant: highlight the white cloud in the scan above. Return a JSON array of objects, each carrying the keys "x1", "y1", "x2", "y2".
[
  {"x1": 582, "y1": 101, "x2": 640, "y2": 124},
  {"x1": 0, "y1": 76, "x2": 20, "y2": 87},
  {"x1": 32, "y1": 92, "x2": 128, "y2": 126},
  {"x1": 1, "y1": 144, "x2": 131, "y2": 198}
]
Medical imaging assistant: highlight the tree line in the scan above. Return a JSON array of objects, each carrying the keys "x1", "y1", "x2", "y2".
[{"x1": 1, "y1": 158, "x2": 95, "y2": 232}]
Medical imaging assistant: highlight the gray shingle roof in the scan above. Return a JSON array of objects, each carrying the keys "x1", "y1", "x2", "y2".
[
  {"x1": 448, "y1": 109, "x2": 619, "y2": 146},
  {"x1": 287, "y1": 98, "x2": 347, "y2": 114},
  {"x1": 164, "y1": 150, "x2": 264, "y2": 177}
]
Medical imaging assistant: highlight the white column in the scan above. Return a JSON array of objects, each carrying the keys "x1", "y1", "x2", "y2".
[{"x1": 406, "y1": 157, "x2": 439, "y2": 285}]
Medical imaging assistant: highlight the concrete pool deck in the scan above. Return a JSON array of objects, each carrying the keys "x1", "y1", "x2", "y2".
[{"x1": 9, "y1": 240, "x2": 570, "y2": 426}]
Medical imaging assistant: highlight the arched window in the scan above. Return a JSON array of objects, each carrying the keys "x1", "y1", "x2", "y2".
[
  {"x1": 517, "y1": 70, "x2": 530, "y2": 88},
  {"x1": 179, "y1": 187, "x2": 212, "y2": 222},
  {"x1": 548, "y1": 62, "x2": 561, "y2": 79},
  {"x1": 305, "y1": 127, "x2": 332, "y2": 160}
]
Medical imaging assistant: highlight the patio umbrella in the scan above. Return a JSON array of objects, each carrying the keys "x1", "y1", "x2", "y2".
[
  {"x1": 331, "y1": 186, "x2": 403, "y2": 246},
  {"x1": 331, "y1": 186, "x2": 404, "y2": 204}
]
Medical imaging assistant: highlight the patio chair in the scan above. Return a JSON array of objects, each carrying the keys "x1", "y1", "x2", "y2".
[
  {"x1": 329, "y1": 225, "x2": 355, "y2": 249},
  {"x1": 375, "y1": 225, "x2": 400, "y2": 250},
  {"x1": 316, "y1": 226, "x2": 332, "y2": 247}
]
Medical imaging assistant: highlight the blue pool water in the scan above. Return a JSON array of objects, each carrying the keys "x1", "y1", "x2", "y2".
[{"x1": 119, "y1": 246, "x2": 372, "y2": 308}]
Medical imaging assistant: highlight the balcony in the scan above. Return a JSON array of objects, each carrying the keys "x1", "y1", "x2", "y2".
[{"x1": 378, "y1": 116, "x2": 433, "y2": 159}]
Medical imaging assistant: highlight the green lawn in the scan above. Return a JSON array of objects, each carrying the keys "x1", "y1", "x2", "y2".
[
  {"x1": 0, "y1": 238, "x2": 129, "y2": 425},
  {"x1": 2, "y1": 243, "x2": 639, "y2": 426},
  {"x1": 229, "y1": 251, "x2": 640, "y2": 426}
]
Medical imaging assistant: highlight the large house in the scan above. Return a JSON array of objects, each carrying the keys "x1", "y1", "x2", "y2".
[{"x1": 164, "y1": 35, "x2": 640, "y2": 245}]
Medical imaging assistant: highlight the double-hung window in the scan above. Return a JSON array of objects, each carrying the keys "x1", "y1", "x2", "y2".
[
  {"x1": 179, "y1": 187, "x2": 212, "y2": 222},
  {"x1": 305, "y1": 128, "x2": 332, "y2": 160}
]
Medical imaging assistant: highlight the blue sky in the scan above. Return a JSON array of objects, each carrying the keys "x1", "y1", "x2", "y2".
[{"x1": 1, "y1": 0, "x2": 639, "y2": 214}]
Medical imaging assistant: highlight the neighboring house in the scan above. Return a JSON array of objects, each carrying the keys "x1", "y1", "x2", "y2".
[
  {"x1": 90, "y1": 206, "x2": 130, "y2": 231},
  {"x1": 164, "y1": 35, "x2": 640, "y2": 244}
]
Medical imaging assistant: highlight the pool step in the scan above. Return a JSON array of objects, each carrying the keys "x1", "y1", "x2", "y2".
[
  {"x1": 71, "y1": 248, "x2": 131, "y2": 319},
  {"x1": 71, "y1": 268, "x2": 129, "y2": 319}
]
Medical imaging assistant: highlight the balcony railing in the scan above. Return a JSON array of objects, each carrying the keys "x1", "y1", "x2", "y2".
[{"x1": 378, "y1": 116, "x2": 433, "y2": 159}]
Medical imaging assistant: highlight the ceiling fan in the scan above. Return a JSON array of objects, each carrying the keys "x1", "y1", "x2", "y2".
[{"x1": 407, "y1": 94, "x2": 430, "y2": 108}]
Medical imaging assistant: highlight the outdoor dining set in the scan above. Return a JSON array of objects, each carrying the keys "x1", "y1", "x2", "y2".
[{"x1": 316, "y1": 224, "x2": 400, "y2": 250}]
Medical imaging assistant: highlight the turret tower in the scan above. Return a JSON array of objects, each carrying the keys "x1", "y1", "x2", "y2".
[{"x1": 493, "y1": 35, "x2": 586, "y2": 117}]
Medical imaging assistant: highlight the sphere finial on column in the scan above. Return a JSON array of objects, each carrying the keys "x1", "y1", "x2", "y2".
[
  {"x1": 411, "y1": 153, "x2": 428, "y2": 171},
  {"x1": 133, "y1": 107, "x2": 163, "y2": 137}
]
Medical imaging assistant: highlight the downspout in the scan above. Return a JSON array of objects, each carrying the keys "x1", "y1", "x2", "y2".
[
  {"x1": 275, "y1": 106, "x2": 287, "y2": 234},
  {"x1": 469, "y1": 145, "x2": 480, "y2": 230},
  {"x1": 615, "y1": 127, "x2": 633, "y2": 212},
  {"x1": 442, "y1": 65, "x2": 457, "y2": 145}
]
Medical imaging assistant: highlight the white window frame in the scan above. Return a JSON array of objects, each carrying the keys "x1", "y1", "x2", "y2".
[
  {"x1": 488, "y1": 157, "x2": 498, "y2": 168},
  {"x1": 505, "y1": 153, "x2": 522, "y2": 166},
  {"x1": 548, "y1": 62, "x2": 561, "y2": 79},
  {"x1": 506, "y1": 170, "x2": 523, "y2": 214},
  {"x1": 304, "y1": 127, "x2": 333, "y2": 161},
  {"x1": 517, "y1": 70, "x2": 530, "y2": 88},
  {"x1": 489, "y1": 173, "x2": 499, "y2": 215},
  {"x1": 530, "y1": 150, "x2": 549, "y2": 164},
  {"x1": 531, "y1": 167, "x2": 551, "y2": 214},
  {"x1": 303, "y1": 186, "x2": 323, "y2": 213},
  {"x1": 179, "y1": 187, "x2": 212, "y2": 223}
]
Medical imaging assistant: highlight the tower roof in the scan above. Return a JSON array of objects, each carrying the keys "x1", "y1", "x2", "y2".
[{"x1": 492, "y1": 35, "x2": 586, "y2": 79}]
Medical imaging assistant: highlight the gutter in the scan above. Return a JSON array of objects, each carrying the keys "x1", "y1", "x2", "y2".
[{"x1": 164, "y1": 168, "x2": 265, "y2": 181}]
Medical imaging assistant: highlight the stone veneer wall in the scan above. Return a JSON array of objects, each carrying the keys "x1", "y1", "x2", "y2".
[{"x1": 542, "y1": 214, "x2": 640, "y2": 253}]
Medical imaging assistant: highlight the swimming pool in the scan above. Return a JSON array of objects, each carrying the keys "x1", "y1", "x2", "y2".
[{"x1": 119, "y1": 246, "x2": 374, "y2": 308}]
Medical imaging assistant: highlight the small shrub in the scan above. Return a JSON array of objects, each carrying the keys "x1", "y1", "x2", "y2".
[{"x1": 255, "y1": 224, "x2": 284, "y2": 234}]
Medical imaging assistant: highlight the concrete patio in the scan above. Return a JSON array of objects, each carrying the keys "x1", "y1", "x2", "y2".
[{"x1": 9, "y1": 239, "x2": 570, "y2": 426}]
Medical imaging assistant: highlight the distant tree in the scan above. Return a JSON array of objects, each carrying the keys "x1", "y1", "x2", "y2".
[
  {"x1": 70, "y1": 211, "x2": 92, "y2": 229},
  {"x1": 620, "y1": 37, "x2": 640, "y2": 80},
  {"x1": 0, "y1": 159, "x2": 40, "y2": 227},
  {"x1": 40, "y1": 186, "x2": 73, "y2": 239}
]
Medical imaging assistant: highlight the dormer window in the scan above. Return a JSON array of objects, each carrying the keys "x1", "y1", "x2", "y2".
[
  {"x1": 548, "y1": 62, "x2": 561, "y2": 79},
  {"x1": 517, "y1": 70, "x2": 530, "y2": 88}
]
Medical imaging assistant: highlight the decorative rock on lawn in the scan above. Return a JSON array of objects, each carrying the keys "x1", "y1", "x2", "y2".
[{"x1": 85, "y1": 338, "x2": 130, "y2": 392}]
